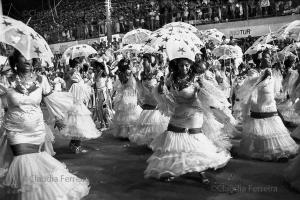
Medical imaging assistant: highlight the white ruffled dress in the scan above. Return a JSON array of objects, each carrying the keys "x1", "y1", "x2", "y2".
[
  {"x1": 277, "y1": 69, "x2": 300, "y2": 124},
  {"x1": 60, "y1": 71, "x2": 101, "y2": 140},
  {"x1": 129, "y1": 78, "x2": 169, "y2": 146},
  {"x1": 0, "y1": 75, "x2": 89, "y2": 200},
  {"x1": 110, "y1": 76, "x2": 142, "y2": 138},
  {"x1": 238, "y1": 73, "x2": 299, "y2": 161},
  {"x1": 144, "y1": 82, "x2": 231, "y2": 179}
]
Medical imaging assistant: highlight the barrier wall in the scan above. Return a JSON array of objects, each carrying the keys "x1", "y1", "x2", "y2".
[
  {"x1": 50, "y1": 15, "x2": 300, "y2": 54},
  {"x1": 196, "y1": 14, "x2": 300, "y2": 38}
]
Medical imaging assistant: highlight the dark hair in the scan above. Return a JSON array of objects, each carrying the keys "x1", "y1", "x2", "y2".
[
  {"x1": 92, "y1": 61, "x2": 107, "y2": 78},
  {"x1": 284, "y1": 56, "x2": 296, "y2": 69},
  {"x1": 117, "y1": 58, "x2": 130, "y2": 73},
  {"x1": 83, "y1": 63, "x2": 89, "y2": 72},
  {"x1": 69, "y1": 58, "x2": 81, "y2": 68},
  {"x1": 8, "y1": 49, "x2": 23, "y2": 74}
]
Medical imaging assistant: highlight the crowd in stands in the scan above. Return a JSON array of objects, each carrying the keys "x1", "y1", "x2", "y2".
[{"x1": 20, "y1": 0, "x2": 300, "y2": 44}]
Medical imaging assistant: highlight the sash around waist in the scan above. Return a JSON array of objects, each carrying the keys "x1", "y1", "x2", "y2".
[
  {"x1": 167, "y1": 124, "x2": 202, "y2": 134},
  {"x1": 10, "y1": 143, "x2": 45, "y2": 156},
  {"x1": 141, "y1": 104, "x2": 157, "y2": 110},
  {"x1": 250, "y1": 111, "x2": 278, "y2": 119}
]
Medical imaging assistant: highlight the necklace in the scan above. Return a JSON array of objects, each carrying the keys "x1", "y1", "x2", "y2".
[
  {"x1": 173, "y1": 74, "x2": 194, "y2": 91},
  {"x1": 14, "y1": 74, "x2": 40, "y2": 95}
]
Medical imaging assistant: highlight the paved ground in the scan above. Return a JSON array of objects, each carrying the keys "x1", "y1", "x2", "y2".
[
  {"x1": 1, "y1": 107, "x2": 300, "y2": 200},
  {"x1": 50, "y1": 131, "x2": 300, "y2": 200}
]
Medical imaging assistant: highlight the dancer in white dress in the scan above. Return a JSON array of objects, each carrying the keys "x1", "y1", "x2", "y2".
[
  {"x1": 0, "y1": 50, "x2": 89, "y2": 200},
  {"x1": 129, "y1": 54, "x2": 169, "y2": 146},
  {"x1": 237, "y1": 52, "x2": 298, "y2": 161},
  {"x1": 110, "y1": 59, "x2": 142, "y2": 138},
  {"x1": 60, "y1": 58, "x2": 101, "y2": 153},
  {"x1": 145, "y1": 57, "x2": 231, "y2": 183}
]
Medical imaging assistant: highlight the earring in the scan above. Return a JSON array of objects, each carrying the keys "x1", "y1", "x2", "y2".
[{"x1": 14, "y1": 65, "x2": 17, "y2": 71}]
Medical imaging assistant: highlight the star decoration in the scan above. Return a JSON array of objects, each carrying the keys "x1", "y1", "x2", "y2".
[
  {"x1": 44, "y1": 44, "x2": 48, "y2": 50},
  {"x1": 2, "y1": 20, "x2": 12, "y2": 26},
  {"x1": 145, "y1": 39, "x2": 152, "y2": 45},
  {"x1": 158, "y1": 45, "x2": 166, "y2": 52},
  {"x1": 178, "y1": 47, "x2": 185, "y2": 54},
  {"x1": 191, "y1": 47, "x2": 195, "y2": 52},
  {"x1": 16, "y1": 29, "x2": 26, "y2": 36},
  {"x1": 184, "y1": 40, "x2": 189, "y2": 45},
  {"x1": 76, "y1": 47, "x2": 81, "y2": 50},
  {"x1": 30, "y1": 33, "x2": 37, "y2": 40},
  {"x1": 162, "y1": 37, "x2": 169, "y2": 42},
  {"x1": 70, "y1": 47, "x2": 73, "y2": 50},
  {"x1": 83, "y1": 45, "x2": 87, "y2": 48},
  {"x1": 128, "y1": 45, "x2": 133, "y2": 48},
  {"x1": 155, "y1": 33, "x2": 162, "y2": 38},
  {"x1": 34, "y1": 47, "x2": 42, "y2": 56}
]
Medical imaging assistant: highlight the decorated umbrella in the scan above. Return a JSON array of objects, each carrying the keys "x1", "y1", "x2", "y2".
[
  {"x1": 212, "y1": 45, "x2": 242, "y2": 59},
  {"x1": 122, "y1": 28, "x2": 152, "y2": 45},
  {"x1": 147, "y1": 27, "x2": 204, "y2": 55},
  {"x1": 116, "y1": 44, "x2": 157, "y2": 54},
  {"x1": 272, "y1": 20, "x2": 300, "y2": 41},
  {"x1": 196, "y1": 28, "x2": 224, "y2": 44},
  {"x1": 277, "y1": 51, "x2": 297, "y2": 61},
  {"x1": 0, "y1": 15, "x2": 54, "y2": 64},
  {"x1": 62, "y1": 44, "x2": 97, "y2": 64},
  {"x1": 281, "y1": 42, "x2": 300, "y2": 53},
  {"x1": 163, "y1": 22, "x2": 198, "y2": 33},
  {"x1": 251, "y1": 33, "x2": 276, "y2": 46},
  {"x1": 244, "y1": 44, "x2": 278, "y2": 55},
  {"x1": 165, "y1": 36, "x2": 200, "y2": 62}
]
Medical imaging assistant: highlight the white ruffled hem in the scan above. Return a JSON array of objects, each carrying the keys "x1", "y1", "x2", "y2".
[
  {"x1": 145, "y1": 131, "x2": 231, "y2": 178},
  {"x1": 2, "y1": 152, "x2": 90, "y2": 200},
  {"x1": 129, "y1": 110, "x2": 169, "y2": 146},
  {"x1": 239, "y1": 116, "x2": 299, "y2": 160}
]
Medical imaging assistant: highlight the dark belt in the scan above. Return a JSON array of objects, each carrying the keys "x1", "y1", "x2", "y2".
[
  {"x1": 167, "y1": 124, "x2": 202, "y2": 134},
  {"x1": 43, "y1": 90, "x2": 54, "y2": 98},
  {"x1": 10, "y1": 143, "x2": 45, "y2": 156},
  {"x1": 141, "y1": 104, "x2": 156, "y2": 110},
  {"x1": 250, "y1": 111, "x2": 278, "y2": 119}
]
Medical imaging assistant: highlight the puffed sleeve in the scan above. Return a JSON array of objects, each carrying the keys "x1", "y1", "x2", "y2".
[
  {"x1": 152, "y1": 84, "x2": 176, "y2": 117},
  {"x1": 39, "y1": 75, "x2": 52, "y2": 95},
  {"x1": 41, "y1": 75, "x2": 74, "y2": 122}
]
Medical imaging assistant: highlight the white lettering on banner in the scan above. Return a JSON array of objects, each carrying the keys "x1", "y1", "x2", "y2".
[{"x1": 221, "y1": 23, "x2": 287, "y2": 38}]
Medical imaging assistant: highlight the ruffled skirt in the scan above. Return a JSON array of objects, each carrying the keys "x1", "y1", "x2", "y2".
[
  {"x1": 1, "y1": 152, "x2": 90, "y2": 200},
  {"x1": 60, "y1": 103, "x2": 101, "y2": 140},
  {"x1": 129, "y1": 110, "x2": 169, "y2": 146},
  {"x1": 110, "y1": 104, "x2": 143, "y2": 138},
  {"x1": 277, "y1": 99, "x2": 300, "y2": 124},
  {"x1": 238, "y1": 116, "x2": 299, "y2": 160},
  {"x1": 285, "y1": 152, "x2": 300, "y2": 192},
  {"x1": 145, "y1": 131, "x2": 231, "y2": 179}
]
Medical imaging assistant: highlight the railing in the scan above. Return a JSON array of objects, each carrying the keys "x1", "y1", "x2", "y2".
[{"x1": 32, "y1": 1, "x2": 300, "y2": 44}]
